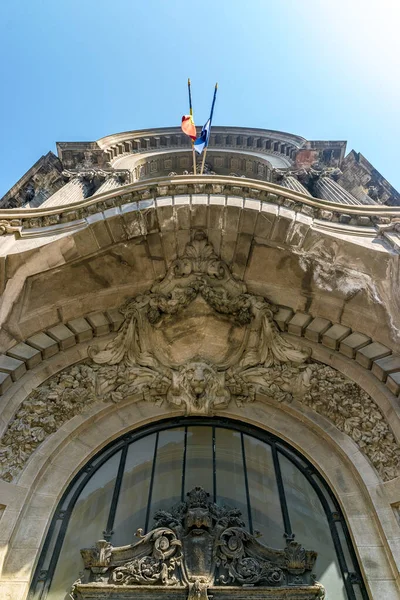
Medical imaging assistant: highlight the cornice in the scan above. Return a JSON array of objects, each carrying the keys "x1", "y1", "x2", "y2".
[
  {"x1": 0, "y1": 176, "x2": 398, "y2": 238},
  {"x1": 56, "y1": 127, "x2": 307, "y2": 171},
  {"x1": 94, "y1": 126, "x2": 307, "y2": 150}
]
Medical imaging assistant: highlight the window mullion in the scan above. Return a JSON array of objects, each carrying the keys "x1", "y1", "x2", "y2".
[{"x1": 103, "y1": 443, "x2": 129, "y2": 542}]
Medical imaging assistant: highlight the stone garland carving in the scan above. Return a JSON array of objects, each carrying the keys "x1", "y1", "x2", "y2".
[
  {"x1": 0, "y1": 232, "x2": 399, "y2": 483},
  {"x1": 71, "y1": 487, "x2": 325, "y2": 600}
]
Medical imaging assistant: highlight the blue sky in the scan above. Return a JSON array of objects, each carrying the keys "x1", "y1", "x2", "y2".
[{"x1": 1, "y1": 0, "x2": 400, "y2": 196}]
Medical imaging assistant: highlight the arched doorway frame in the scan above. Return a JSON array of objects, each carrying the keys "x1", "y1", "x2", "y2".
[
  {"x1": 0, "y1": 354, "x2": 399, "y2": 600},
  {"x1": 28, "y1": 415, "x2": 370, "y2": 600}
]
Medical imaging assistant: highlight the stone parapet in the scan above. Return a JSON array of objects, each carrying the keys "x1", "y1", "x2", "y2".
[{"x1": 0, "y1": 175, "x2": 399, "y2": 237}]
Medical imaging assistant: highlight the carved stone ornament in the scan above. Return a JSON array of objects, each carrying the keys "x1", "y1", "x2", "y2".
[
  {"x1": 0, "y1": 231, "x2": 399, "y2": 483},
  {"x1": 70, "y1": 487, "x2": 325, "y2": 600},
  {"x1": 377, "y1": 217, "x2": 400, "y2": 234},
  {"x1": 88, "y1": 229, "x2": 309, "y2": 410},
  {"x1": 0, "y1": 219, "x2": 21, "y2": 236}
]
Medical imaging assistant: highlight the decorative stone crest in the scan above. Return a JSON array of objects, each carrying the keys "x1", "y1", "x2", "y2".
[
  {"x1": 89, "y1": 230, "x2": 309, "y2": 412},
  {"x1": 71, "y1": 487, "x2": 325, "y2": 600},
  {"x1": 0, "y1": 232, "x2": 399, "y2": 483}
]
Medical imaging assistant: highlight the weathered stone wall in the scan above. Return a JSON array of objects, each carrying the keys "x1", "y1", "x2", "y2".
[
  {"x1": 338, "y1": 150, "x2": 400, "y2": 206},
  {"x1": 0, "y1": 156, "x2": 399, "y2": 598}
]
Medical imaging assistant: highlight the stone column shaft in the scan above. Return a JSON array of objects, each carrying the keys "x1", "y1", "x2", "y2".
[
  {"x1": 94, "y1": 173, "x2": 129, "y2": 195},
  {"x1": 315, "y1": 177, "x2": 362, "y2": 206},
  {"x1": 280, "y1": 176, "x2": 311, "y2": 196},
  {"x1": 40, "y1": 176, "x2": 89, "y2": 208}
]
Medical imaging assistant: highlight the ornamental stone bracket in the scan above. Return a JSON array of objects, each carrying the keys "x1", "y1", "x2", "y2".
[
  {"x1": 0, "y1": 231, "x2": 399, "y2": 484},
  {"x1": 71, "y1": 487, "x2": 325, "y2": 600}
]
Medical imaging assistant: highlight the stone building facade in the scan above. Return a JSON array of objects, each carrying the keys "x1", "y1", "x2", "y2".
[{"x1": 0, "y1": 127, "x2": 399, "y2": 600}]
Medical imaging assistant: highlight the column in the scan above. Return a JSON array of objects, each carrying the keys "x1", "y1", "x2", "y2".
[
  {"x1": 314, "y1": 176, "x2": 363, "y2": 205},
  {"x1": 280, "y1": 175, "x2": 311, "y2": 196},
  {"x1": 94, "y1": 172, "x2": 130, "y2": 195},
  {"x1": 40, "y1": 172, "x2": 93, "y2": 208}
]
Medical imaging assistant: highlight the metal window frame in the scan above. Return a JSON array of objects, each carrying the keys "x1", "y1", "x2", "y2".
[{"x1": 28, "y1": 416, "x2": 369, "y2": 600}]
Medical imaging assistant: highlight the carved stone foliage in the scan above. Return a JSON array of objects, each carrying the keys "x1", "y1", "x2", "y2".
[
  {"x1": 0, "y1": 232, "x2": 399, "y2": 483},
  {"x1": 0, "y1": 364, "x2": 99, "y2": 482},
  {"x1": 71, "y1": 487, "x2": 325, "y2": 600}
]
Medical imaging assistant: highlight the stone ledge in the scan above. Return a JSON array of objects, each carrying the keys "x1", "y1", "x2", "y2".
[
  {"x1": 6, "y1": 343, "x2": 42, "y2": 370},
  {"x1": 387, "y1": 373, "x2": 400, "y2": 397},
  {"x1": 25, "y1": 333, "x2": 59, "y2": 360},
  {"x1": 86, "y1": 312, "x2": 111, "y2": 336},
  {"x1": 274, "y1": 307, "x2": 294, "y2": 332},
  {"x1": 0, "y1": 355, "x2": 26, "y2": 382},
  {"x1": 371, "y1": 355, "x2": 400, "y2": 383},
  {"x1": 339, "y1": 332, "x2": 372, "y2": 359},
  {"x1": 106, "y1": 309, "x2": 124, "y2": 332},
  {"x1": 0, "y1": 372, "x2": 12, "y2": 395},
  {"x1": 304, "y1": 318, "x2": 332, "y2": 343},
  {"x1": 67, "y1": 318, "x2": 94, "y2": 343},
  {"x1": 356, "y1": 343, "x2": 392, "y2": 370},
  {"x1": 287, "y1": 313, "x2": 313, "y2": 337},
  {"x1": 322, "y1": 325, "x2": 352, "y2": 350},
  {"x1": 47, "y1": 324, "x2": 76, "y2": 350}
]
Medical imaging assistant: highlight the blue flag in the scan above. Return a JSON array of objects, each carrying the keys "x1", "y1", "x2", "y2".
[{"x1": 194, "y1": 119, "x2": 211, "y2": 155}]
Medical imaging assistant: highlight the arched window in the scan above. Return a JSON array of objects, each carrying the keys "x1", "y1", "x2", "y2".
[{"x1": 29, "y1": 418, "x2": 368, "y2": 600}]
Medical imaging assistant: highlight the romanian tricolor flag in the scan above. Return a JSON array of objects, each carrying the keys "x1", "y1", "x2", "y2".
[
  {"x1": 181, "y1": 114, "x2": 197, "y2": 141},
  {"x1": 181, "y1": 79, "x2": 197, "y2": 142},
  {"x1": 194, "y1": 119, "x2": 210, "y2": 154},
  {"x1": 194, "y1": 83, "x2": 217, "y2": 156}
]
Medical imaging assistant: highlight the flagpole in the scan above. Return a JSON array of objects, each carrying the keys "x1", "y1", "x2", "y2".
[
  {"x1": 188, "y1": 78, "x2": 196, "y2": 175},
  {"x1": 200, "y1": 83, "x2": 218, "y2": 175}
]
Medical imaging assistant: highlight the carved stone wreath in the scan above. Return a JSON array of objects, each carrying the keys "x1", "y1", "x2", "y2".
[
  {"x1": 71, "y1": 487, "x2": 325, "y2": 600},
  {"x1": 0, "y1": 231, "x2": 399, "y2": 483}
]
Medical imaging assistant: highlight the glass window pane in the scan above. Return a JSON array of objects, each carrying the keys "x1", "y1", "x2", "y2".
[
  {"x1": 352, "y1": 583, "x2": 366, "y2": 599},
  {"x1": 112, "y1": 434, "x2": 156, "y2": 545},
  {"x1": 335, "y1": 521, "x2": 356, "y2": 572},
  {"x1": 148, "y1": 428, "x2": 185, "y2": 525},
  {"x1": 275, "y1": 443, "x2": 308, "y2": 468},
  {"x1": 243, "y1": 435, "x2": 285, "y2": 547},
  {"x1": 311, "y1": 472, "x2": 337, "y2": 512},
  {"x1": 215, "y1": 428, "x2": 248, "y2": 527},
  {"x1": 184, "y1": 426, "x2": 213, "y2": 496},
  {"x1": 32, "y1": 422, "x2": 365, "y2": 600},
  {"x1": 48, "y1": 450, "x2": 122, "y2": 600},
  {"x1": 279, "y1": 452, "x2": 347, "y2": 600},
  {"x1": 41, "y1": 519, "x2": 63, "y2": 571},
  {"x1": 30, "y1": 580, "x2": 45, "y2": 600}
]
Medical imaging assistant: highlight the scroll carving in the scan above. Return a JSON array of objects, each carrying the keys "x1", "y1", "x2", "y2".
[
  {"x1": 0, "y1": 219, "x2": 21, "y2": 235},
  {"x1": 0, "y1": 232, "x2": 399, "y2": 483},
  {"x1": 71, "y1": 487, "x2": 325, "y2": 600}
]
